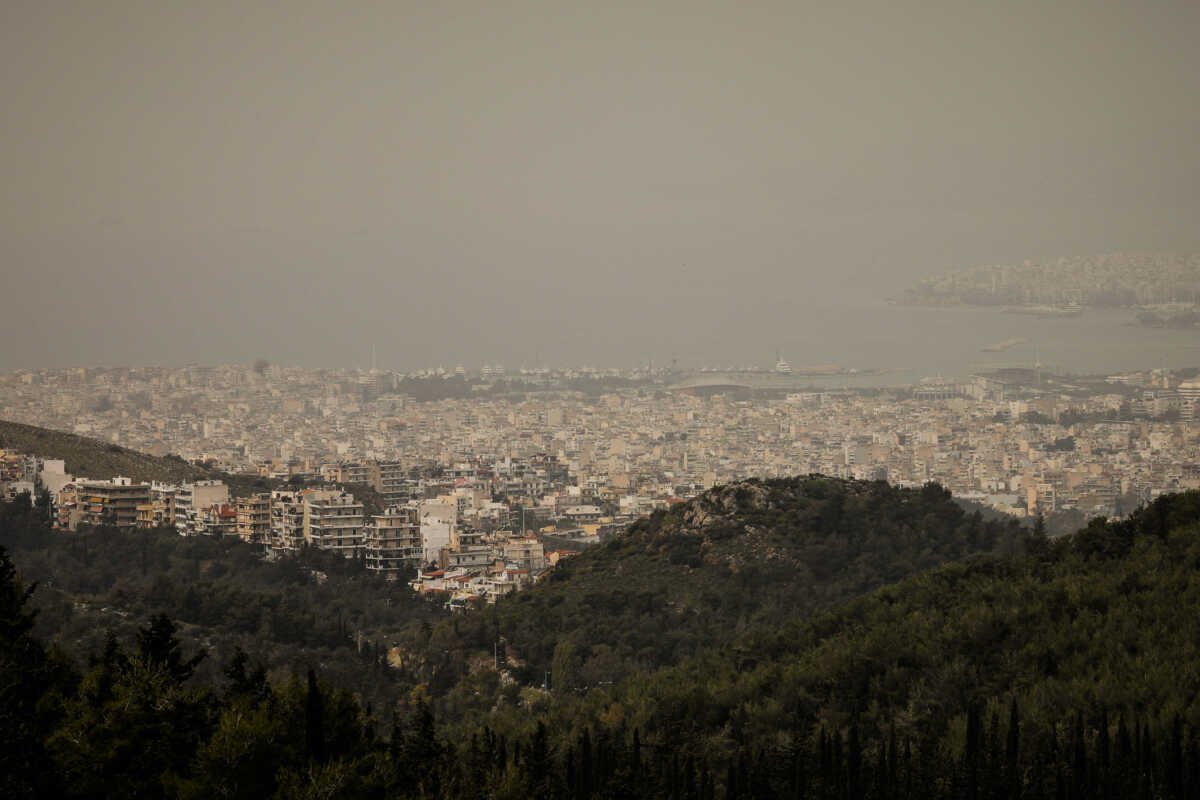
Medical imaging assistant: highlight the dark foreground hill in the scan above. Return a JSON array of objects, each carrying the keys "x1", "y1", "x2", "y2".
[
  {"x1": 431, "y1": 476, "x2": 1026, "y2": 692},
  {"x1": 476, "y1": 491, "x2": 1200, "y2": 799},
  {"x1": 0, "y1": 497, "x2": 442, "y2": 717},
  {"x1": 10, "y1": 478, "x2": 1200, "y2": 798}
]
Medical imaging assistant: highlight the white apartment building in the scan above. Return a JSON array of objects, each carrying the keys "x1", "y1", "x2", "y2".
[
  {"x1": 270, "y1": 489, "x2": 307, "y2": 554},
  {"x1": 365, "y1": 505, "x2": 423, "y2": 577},
  {"x1": 303, "y1": 490, "x2": 365, "y2": 556}
]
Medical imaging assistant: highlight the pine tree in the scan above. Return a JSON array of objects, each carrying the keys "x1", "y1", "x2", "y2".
[
  {"x1": 223, "y1": 645, "x2": 268, "y2": 703},
  {"x1": 0, "y1": 545, "x2": 63, "y2": 798},
  {"x1": 136, "y1": 613, "x2": 205, "y2": 683}
]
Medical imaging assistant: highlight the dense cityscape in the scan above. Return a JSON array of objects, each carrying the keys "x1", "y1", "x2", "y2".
[{"x1": 4, "y1": 358, "x2": 1200, "y2": 608}]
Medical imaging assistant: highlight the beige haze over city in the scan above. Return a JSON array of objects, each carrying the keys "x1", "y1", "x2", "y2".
[{"x1": 2, "y1": 0, "x2": 1198, "y2": 370}]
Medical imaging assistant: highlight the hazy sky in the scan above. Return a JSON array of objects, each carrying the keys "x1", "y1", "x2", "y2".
[{"x1": 2, "y1": 0, "x2": 1198, "y2": 370}]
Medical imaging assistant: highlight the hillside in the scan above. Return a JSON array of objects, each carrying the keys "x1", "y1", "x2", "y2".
[
  {"x1": 467, "y1": 491, "x2": 1200, "y2": 798},
  {"x1": 9, "y1": 479, "x2": 1200, "y2": 797},
  {"x1": 426, "y1": 476, "x2": 1026, "y2": 695},
  {"x1": 0, "y1": 418, "x2": 272, "y2": 495},
  {"x1": 0, "y1": 496, "x2": 441, "y2": 715}
]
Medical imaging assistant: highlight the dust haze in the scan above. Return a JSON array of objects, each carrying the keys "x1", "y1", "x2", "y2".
[{"x1": 2, "y1": 0, "x2": 1198, "y2": 369}]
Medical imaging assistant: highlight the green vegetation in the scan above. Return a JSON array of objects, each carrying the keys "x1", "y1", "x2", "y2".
[
  {"x1": 0, "y1": 495, "x2": 440, "y2": 715},
  {"x1": 10, "y1": 476, "x2": 1200, "y2": 797},
  {"x1": 431, "y1": 477, "x2": 1026, "y2": 690},
  {"x1": 0, "y1": 418, "x2": 274, "y2": 496}
]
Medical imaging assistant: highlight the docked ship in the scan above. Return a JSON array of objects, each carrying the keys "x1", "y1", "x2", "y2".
[{"x1": 1002, "y1": 302, "x2": 1083, "y2": 317}]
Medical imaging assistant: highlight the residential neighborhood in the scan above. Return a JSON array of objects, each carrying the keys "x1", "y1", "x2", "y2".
[{"x1": 7, "y1": 360, "x2": 1200, "y2": 607}]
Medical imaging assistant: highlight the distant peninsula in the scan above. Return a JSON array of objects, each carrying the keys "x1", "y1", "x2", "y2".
[{"x1": 895, "y1": 252, "x2": 1200, "y2": 311}]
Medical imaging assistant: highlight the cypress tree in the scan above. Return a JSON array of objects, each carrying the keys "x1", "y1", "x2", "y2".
[
  {"x1": 684, "y1": 755, "x2": 698, "y2": 800},
  {"x1": 1007, "y1": 698, "x2": 1021, "y2": 800},
  {"x1": 1186, "y1": 729, "x2": 1199, "y2": 800},
  {"x1": 818, "y1": 727, "x2": 831, "y2": 795},
  {"x1": 580, "y1": 728, "x2": 593, "y2": 800},
  {"x1": 987, "y1": 709, "x2": 1002, "y2": 800},
  {"x1": 966, "y1": 704, "x2": 982, "y2": 800},
  {"x1": 1139, "y1": 723, "x2": 1154, "y2": 800},
  {"x1": 737, "y1": 750, "x2": 751, "y2": 800},
  {"x1": 1115, "y1": 716, "x2": 1133, "y2": 800},
  {"x1": 874, "y1": 737, "x2": 888, "y2": 800},
  {"x1": 887, "y1": 723, "x2": 898, "y2": 800},
  {"x1": 1096, "y1": 709, "x2": 1111, "y2": 800},
  {"x1": 304, "y1": 668, "x2": 326, "y2": 764},
  {"x1": 1072, "y1": 713, "x2": 1087, "y2": 800},
  {"x1": 700, "y1": 762, "x2": 714, "y2": 800},
  {"x1": 791, "y1": 740, "x2": 807, "y2": 800},
  {"x1": 1169, "y1": 716, "x2": 1184, "y2": 800},
  {"x1": 529, "y1": 721, "x2": 550, "y2": 796},
  {"x1": 848, "y1": 724, "x2": 863, "y2": 800},
  {"x1": 833, "y1": 730, "x2": 844, "y2": 800},
  {"x1": 566, "y1": 745, "x2": 576, "y2": 799},
  {"x1": 903, "y1": 738, "x2": 914, "y2": 800}
]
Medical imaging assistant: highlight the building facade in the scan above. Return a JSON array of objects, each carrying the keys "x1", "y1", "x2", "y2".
[{"x1": 365, "y1": 505, "x2": 422, "y2": 578}]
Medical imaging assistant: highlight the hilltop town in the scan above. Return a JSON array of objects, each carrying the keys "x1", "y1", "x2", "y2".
[{"x1": 896, "y1": 252, "x2": 1200, "y2": 309}]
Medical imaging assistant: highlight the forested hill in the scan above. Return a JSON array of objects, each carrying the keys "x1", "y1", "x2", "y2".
[
  {"x1": 494, "y1": 490, "x2": 1200, "y2": 799},
  {"x1": 0, "y1": 418, "x2": 272, "y2": 494},
  {"x1": 10, "y1": 482, "x2": 1200, "y2": 796},
  {"x1": 434, "y1": 476, "x2": 1027, "y2": 693},
  {"x1": 0, "y1": 498, "x2": 443, "y2": 715}
]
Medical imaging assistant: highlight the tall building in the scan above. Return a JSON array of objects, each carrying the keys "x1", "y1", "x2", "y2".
[
  {"x1": 377, "y1": 461, "x2": 410, "y2": 506},
  {"x1": 1179, "y1": 380, "x2": 1200, "y2": 420},
  {"x1": 419, "y1": 500, "x2": 456, "y2": 564},
  {"x1": 175, "y1": 480, "x2": 229, "y2": 519},
  {"x1": 270, "y1": 489, "x2": 307, "y2": 554},
  {"x1": 339, "y1": 462, "x2": 378, "y2": 486},
  {"x1": 502, "y1": 538, "x2": 546, "y2": 572},
  {"x1": 236, "y1": 493, "x2": 271, "y2": 544},
  {"x1": 365, "y1": 505, "x2": 422, "y2": 578},
  {"x1": 75, "y1": 477, "x2": 151, "y2": 529},
  {"x1": 304, "y1": 490, "x2": 365, "y2": 556},
  {"x1": 150, "y1": 483, "x2": 178, "y2": 525}
]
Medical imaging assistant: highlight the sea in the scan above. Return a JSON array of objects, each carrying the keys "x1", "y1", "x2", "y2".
[{"x1": 707, "y1": 300, "x2": 1200, "y2": 389}]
